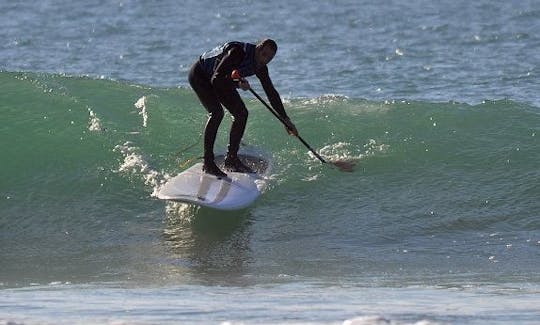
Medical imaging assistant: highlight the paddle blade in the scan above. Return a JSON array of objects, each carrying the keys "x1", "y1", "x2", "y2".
[{"x1": 332, "y1": 160, "x2": 356, "y2": 172}]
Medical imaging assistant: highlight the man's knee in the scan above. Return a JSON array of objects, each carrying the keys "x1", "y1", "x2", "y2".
[
  {"x1": 211, "y1": 77, "x2": 234, "y2": 94},
  {"x1": 232, "y1": 107, "x2": 248, "y2": 123},
  {"x1": 208, "y1": 108, "x2": 225, "y2": 122}
]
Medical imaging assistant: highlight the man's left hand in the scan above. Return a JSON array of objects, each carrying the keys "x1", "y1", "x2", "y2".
[{"x1": 283, "y1": 117, "x2": 298, "y2": 136}]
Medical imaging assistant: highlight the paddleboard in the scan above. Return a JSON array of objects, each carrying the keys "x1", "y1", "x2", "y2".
[{"x1": 157, "y1": 153, "x2": 271, "y2": 210}]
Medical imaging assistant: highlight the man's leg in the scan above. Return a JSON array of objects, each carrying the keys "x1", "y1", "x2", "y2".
[
  {"x1": 188, "y1": 63, "x2": 227, "y2": 177},
  {"x1": 211, "y1": 71, "x2": 254, "y2": 173},
  {"x1": 226, "y1": 102, "x2": 249, "y2": 158},
  {"x1": 216, "y1": 91, "x2": 253, "y2": 172}
]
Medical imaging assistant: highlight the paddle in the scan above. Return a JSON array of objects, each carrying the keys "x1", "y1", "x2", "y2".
[{"x1": 232, "y1": 70, "x2": 355, "y2": 172}]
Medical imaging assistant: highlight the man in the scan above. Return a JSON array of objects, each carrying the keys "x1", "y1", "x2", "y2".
[{"x1": 188, "y1": 39, "x2": 297, "y2": 177}]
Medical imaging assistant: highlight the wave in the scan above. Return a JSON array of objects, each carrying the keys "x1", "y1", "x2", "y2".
[
  {"x1": 1, "y1": 71, "x2": 539, "y2": 230},
  {"x1": 2, "y1": 71, "x2": 540, "y2": 290}
]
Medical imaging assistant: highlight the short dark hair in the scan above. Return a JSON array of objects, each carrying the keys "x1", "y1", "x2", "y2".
[{"x1": 259, "y1": 38, "x2": 277, "y2": 53}]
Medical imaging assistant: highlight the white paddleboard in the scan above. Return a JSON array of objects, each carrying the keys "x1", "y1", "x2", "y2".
[{"x1": 157, "y1": 153, "x2": 271, "y2": 210}]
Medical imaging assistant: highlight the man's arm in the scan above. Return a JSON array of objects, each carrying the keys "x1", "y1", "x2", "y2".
[
  {"x1": 256, "y1": 66, "x2": 298, "y2": 135},
  {"x1": 256, "y1": 65, "x2": 288, "y2": 118}
]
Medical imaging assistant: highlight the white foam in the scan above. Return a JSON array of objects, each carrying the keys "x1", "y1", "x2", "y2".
[
  {"x1": 113, "y1": 142, "x2": 164, "y2": 195},
  {"x1": 87, "y1": 108, "x2": 102, "y2": 131},
  {"x1": 301, "y1": 94, "x2": 350, "y2": 106},
  {"x1": 344, "y1": 316, "x2": 392, "y2": 325},
  {"x1": 165, "y1": 201, "x2": 199, "y2": 224},
  {"x1": 343, "y1": 316, "x2": 442, "y2": 325},
  {"x1": 134, "y1": 96, "x2": 148, "y2": 127},
  {"x1": 314, "y1": 139, "x2": 388, "y2": 163}
]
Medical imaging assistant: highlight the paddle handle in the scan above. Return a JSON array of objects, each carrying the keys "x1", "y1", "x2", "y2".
[
  {"x1": 248, "y1": 88, "x2": 328, "y2": 164},
  {"x1": 295, "y1": 133, "x2": 328, "y2": 164}
]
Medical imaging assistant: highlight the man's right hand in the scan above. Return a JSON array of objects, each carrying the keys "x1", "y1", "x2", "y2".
[
  {"x1": 238, "y1": 79, "x2": 250, "y2": 91},
  {"x1": 232, "y1": 69, "x2": 250, "y2": 91}
]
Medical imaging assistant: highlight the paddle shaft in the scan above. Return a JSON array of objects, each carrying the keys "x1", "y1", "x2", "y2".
[{"x1": 248, "y1": 88, "x2": 328, "y2": 164}]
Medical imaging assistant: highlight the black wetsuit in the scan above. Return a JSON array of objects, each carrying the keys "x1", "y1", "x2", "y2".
[{"x1": 188, "y1": 41, "x2": 288, "y2": 164}]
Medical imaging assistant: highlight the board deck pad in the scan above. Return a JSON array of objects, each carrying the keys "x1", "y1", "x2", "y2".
[
  {"x1": 157, "y1": 153, "x2": 271, "y2": 210},
  {"x1": 214, "y1": 154, "x2": 269, "y2": 175}
]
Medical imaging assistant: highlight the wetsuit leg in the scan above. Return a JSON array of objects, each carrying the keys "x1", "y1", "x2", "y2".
[
  {"x1": 211, "y1": 76, "x2": 248, "y2": 158},
  {"x1": 188, "y1": 62, "x2": 224, "y2": 162},
  {"x1": 226, "y1": 100, "x2": 248, "y2": 157}
]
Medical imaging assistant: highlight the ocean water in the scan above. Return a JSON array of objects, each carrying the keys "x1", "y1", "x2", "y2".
[{"x1": 1, "y1": 1, "x2": 539, "y2": 324}]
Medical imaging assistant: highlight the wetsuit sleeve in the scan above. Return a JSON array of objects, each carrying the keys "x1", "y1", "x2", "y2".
[
  {"x1": 256, "y1": 65, "x2": 288, "y2": 119},
  {"x1": 211, "y1": 44, "x2": 245, "y2": 85}
]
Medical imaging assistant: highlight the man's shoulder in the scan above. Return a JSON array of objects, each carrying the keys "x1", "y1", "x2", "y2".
[
  {"x1": 223, "y1": 42, "x2": 248, "y2": 56},
  {"x1": 225, "y1": 41, "x2": 245, "y2": 49}
]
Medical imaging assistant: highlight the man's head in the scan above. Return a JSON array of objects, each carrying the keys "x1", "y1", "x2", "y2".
[{"x1": 255, "y1": 38, "x2": 277, "y2": 66}]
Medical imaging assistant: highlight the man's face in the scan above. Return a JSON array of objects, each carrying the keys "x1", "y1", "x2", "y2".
[{"x1": 256, "y1": 45, "x2": 276, "y2": 66}]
